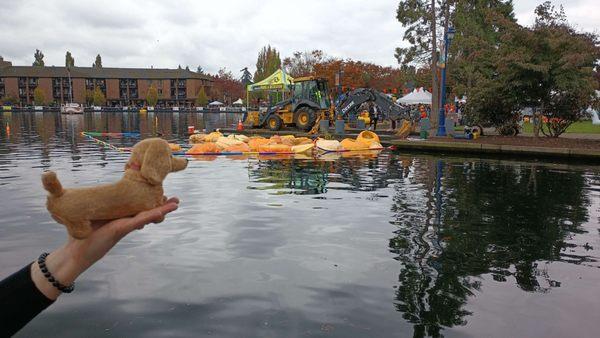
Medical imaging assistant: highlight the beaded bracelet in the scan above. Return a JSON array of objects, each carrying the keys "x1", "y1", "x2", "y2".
[{"x1": 37, "y1": 252, "x2": 75, "y2": 293}]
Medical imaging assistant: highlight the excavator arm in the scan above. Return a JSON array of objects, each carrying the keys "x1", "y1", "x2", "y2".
[{"x1": 335, "y1": 88, "x2": 411, "y2": 122}]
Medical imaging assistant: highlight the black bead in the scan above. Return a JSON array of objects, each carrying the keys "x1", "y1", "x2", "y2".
[
  {"x1": 44, "y1": 272, "x2": 51, "y2": 278},
  {"x1": 48, "y1": 276, "x2": 55, "y2": 283},
  {"x1": 41, "y1": 267, "x2": 48, "y2": 273}
]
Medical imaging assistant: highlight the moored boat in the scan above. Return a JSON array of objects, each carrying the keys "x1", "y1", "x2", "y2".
[{"x1": 61, "y1": 103, "x2": 84, "y2": 114}]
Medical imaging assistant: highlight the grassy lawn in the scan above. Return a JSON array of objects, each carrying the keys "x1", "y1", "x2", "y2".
[{"x1": 521, "y1": 120, "x2": 600, "y2": 134}]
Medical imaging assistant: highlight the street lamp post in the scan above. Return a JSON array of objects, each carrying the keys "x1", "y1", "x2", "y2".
[{"x1": 436, "y1": 27, "x2": 456, "y2": 136}]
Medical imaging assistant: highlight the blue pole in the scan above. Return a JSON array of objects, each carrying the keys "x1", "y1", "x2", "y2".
[{"x1": 437, "y1": 31, "x2": 451, "y2": 137}]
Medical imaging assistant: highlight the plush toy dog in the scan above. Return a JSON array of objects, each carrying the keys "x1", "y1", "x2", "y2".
[{"x1": 42, "y1": 138, "x2": 188, "y2": 239}]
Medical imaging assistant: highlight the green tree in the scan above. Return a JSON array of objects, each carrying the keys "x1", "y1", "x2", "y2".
[
  {"x1": 85, "y1": 89, "x2": 94, "y2": 106},
  {"x1": 65, "y1": 51, "x2": 75, "y2": 68},
  {"x1": 93, "y1": 54, "x2": 102, "y2": 68},
  {"x1": 197, "y1": 65, "x2": 204, "y2": 74},
  {"x1": 33, "y1": 87, "x2": 46, "y2": 105},
  {"x1": 195, "y1": 86, "x2": 208, "y2": 106},
  {"x1": 532, "y1": 2, "x2": 599, "y2": 137},
  {"x1": 253, "y1": 45, "x2": 281, "y2": 82},
  {"x1": 32, "y1": 49, "x2": 44, "y2": 67},
  {"x1": 467, "y1": 2, "x2": 599, "y2": 137},
  {"x1": 146, "y1": 84, "x2": 159, "y2": 107},
  {"x1": 92, "y1": 87, "x2": 106, "y2": 106},
  {"x1": 449, "y1": 1, "x2": 516, "y2": 99}
]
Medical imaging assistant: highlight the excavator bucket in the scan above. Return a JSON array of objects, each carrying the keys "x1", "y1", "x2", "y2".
[
  {"x1": 308, "y1": 115, "x2": 322, "y2": 134},
  {"x1": 395, "y1": 120, "x2": 412, "y2": 139}
]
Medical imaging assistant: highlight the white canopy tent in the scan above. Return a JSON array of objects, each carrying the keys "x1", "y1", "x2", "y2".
[
  {"x1": 232, "y1": 98, "x2": 244, "y2": 106},
  {"x1": 208, "y1": 101, "x2": 224, "y2": 106},
  {"x1": 397, "y1": 88, "x2": 432, "y2": 105}
]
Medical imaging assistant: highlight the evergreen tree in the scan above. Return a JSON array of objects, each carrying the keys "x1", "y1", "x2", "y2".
[
  {"x1": 253, "y1": 45, "x2": 281, "y2": 82},
  {"x1": 450, "y1": 1, "x2": 516, "y2": 99},
  {"x1": 395, "y1": 0, "x2": 447, "y2": 127},
  {"x1": 240, "y1": 67, "x2": 253, "y2": 85},
  {"x1": 65, "y1": 51, "x2": 75, "y2": 68},
  {"x1": 32, "y1": 49, "x2": 44, "y2": 67},
  {"x1": 93, "y1": 54, "x2": 102, "y2": 68}
]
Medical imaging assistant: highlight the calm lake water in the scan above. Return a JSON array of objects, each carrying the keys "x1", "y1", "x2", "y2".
[{"x1": 1, "y1": 112, "x2": 599, "y2": 338}]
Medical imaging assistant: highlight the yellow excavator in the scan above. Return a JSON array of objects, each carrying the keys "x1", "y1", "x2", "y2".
[
  {"x1": 245, "y1": 76, "x2": 411, "y2": 133},
  {"x1": 245, "y1": 76, "x2": 331, "y2": 132}
]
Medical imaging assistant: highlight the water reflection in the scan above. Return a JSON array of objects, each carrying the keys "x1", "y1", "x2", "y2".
[
  {"x1": 389, "y1": 160, "x2": 595, "y2": 337},
  {"x1": 1, "y1": 112, "x2": 599, "y2": 337}
]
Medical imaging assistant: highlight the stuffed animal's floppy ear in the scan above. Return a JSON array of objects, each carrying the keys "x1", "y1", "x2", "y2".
[{"x1": 140, "y1": 139, "x2": 172, "y2": 185}]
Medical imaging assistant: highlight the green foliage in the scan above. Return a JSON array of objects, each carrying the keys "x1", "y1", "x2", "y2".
[
  {"x1": 93, "y1": 54, "x2": 102, "y2": 68},
  {"x1": 532, "y1": 2, "x2": 600, "y2": 137},
  {"x1": 85, "y1": 89, "x2": 94, "y2": 105},
  {"x1": 253, "y1": 45, "x2": 281, "y2": 82},
  {"x1": 65, "y1": 51, "x2": 75, "y2": 68},
  {"x1": 449, "y1": 0, "x2": 516, "y2": 98},
  {"x1": 146, "y1": 85, "x2": 159, "y2": 107},
  {"x1": 464, "y1": 2, "x2": 599, "y2": 137},
  {"x1": 33, "y1": 87, "x2": 46, "y2": 105},
  {"x1": 92, "y1": 87, "x2": 106, "y2": 106},
  {"x1": 32, "y1": 49, "x2": 44, "y2": 67},
  {"x1": 195, "y1": 86, "x2": 208, "y2": 106}
]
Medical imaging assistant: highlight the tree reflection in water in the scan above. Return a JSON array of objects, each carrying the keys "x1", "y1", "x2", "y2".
[
  {"x1": 248, "y1": 153, "x2": 593, "y2": 337},
  {"x1": 390, "y1": 158, "x2": 591, "y2": 337}
]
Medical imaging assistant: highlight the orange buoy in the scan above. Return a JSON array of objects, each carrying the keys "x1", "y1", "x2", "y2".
[{"x1": 236, "y1": 119, "x2": 244, "y2": 131}]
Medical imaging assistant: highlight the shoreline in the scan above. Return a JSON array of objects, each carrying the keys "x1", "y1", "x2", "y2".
[{"x1": 219, "y1": 128, "x2": 600, "y2": 162}]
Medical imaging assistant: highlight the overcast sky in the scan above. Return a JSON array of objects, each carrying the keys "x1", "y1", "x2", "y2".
[{"x1": 0, "y1": 0, "x2": 597, "y2": 76}]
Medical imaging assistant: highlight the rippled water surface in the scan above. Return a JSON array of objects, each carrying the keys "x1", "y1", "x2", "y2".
[{"x1": 1, "y1": 112, "x2": 599, "y2": 337}]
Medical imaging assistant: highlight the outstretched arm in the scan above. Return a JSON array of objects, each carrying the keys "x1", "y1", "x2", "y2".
[{"x1": 0, "y1": 197, "x2": 179, "y2": 336}]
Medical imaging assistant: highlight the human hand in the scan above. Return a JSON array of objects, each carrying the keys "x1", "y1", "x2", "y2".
[{"x1": 31, "y1": 197, "x2": 180, "y2": 300}]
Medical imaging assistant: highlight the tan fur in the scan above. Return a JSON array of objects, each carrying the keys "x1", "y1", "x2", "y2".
[{"x1": 42, "y1": 138, "x2": 188, "y2": 239}]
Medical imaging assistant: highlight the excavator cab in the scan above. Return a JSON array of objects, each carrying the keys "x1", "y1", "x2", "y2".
[
  {"x1": 258, "y1": 77, "x2": 332, "y2": 131},
  {"x1": 291, "y1": 77, "x2": 330, "y2": 110}
]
